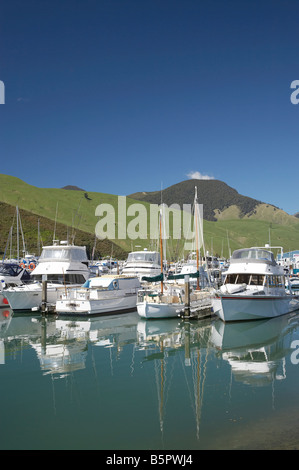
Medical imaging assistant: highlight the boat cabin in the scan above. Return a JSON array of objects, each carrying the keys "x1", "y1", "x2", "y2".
[
  {"x1": 125, "y1": 251, "x2": 161, "y2": 265},
  {"x1": 230, "y1": 248, "x2": 276, "y2": 265},
  {"x1": 221, "y1": 247, "x2": 286, "y2": 294},
  {"x1": 0, "y1": 263, "x2": 31, "y2": 286},
  {"x1": 81, "y1": 275, "x2": 141, "y2": 291},
  {"x1": 38, "y1": 245, "x2": 88, "y2": 264}
]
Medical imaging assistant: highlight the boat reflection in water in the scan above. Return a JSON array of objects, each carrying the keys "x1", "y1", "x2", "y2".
[
  {"x1": 1, "y1": 308, "x2": 299, "y2": 449},
  {"x1": 136, "y1": 317, "x2": 212, "y2": 440},
  {"x1": 210, "y1": 312, "x2": 299, "y2": 387}
]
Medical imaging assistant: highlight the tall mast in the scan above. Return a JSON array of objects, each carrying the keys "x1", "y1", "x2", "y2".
[
  {"x1": 159, "y1": 209, "x2": 163, "y2": 294},
  {"x1": 16, "y1": 205, "x2": 19, "y2": 261},
  {"x1": 194, "y1": 187, "x2": 200, "y2": 290}
]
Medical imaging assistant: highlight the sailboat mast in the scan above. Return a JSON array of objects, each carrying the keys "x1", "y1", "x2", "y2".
[
  {"x1": 16, "y1": 205, "x2": 19, "y2": 261},
  {"x1": 194, "y1": 187, "x2": 200, "y2": 290},
  {"x1": 159, "y1": 209, "x2": 163, "y2": 294}
]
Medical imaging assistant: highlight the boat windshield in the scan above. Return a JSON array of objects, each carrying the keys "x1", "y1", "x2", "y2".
[
  {"x1": 127, "y1": 252, "x2": 160, "y2": 264},
  {"x1": 39, "y1": 247, "x2": 87, "y2": 262},
  {"x1": 231, "y1": 249, "x2": 275, "y2": 263},
  {"x1": 0, "y1": 264, "x2": 24, "y2": 277}
]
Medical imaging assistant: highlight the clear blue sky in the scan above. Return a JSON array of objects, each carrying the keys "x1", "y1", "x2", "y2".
[{"x1": 1, "y1": 0, "x2": 299, "y2": 214}]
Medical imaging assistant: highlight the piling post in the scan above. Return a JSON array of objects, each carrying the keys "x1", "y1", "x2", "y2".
[
  {"x1": 184, "y1": 275, "x2": 190, "y2": 318},
  {"x1": 41, "y1": 275, "x2": 48, "y2": 313}
]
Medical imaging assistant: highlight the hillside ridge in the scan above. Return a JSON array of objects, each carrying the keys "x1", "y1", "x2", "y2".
[{"x1": 129, "y1": 179, "x2": 271, "y2": 221}]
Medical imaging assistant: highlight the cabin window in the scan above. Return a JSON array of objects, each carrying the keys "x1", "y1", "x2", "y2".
[
  {"x1": 267, "y1": 275, "x2": 284, "y2": 287},
  {"x1": 32, "y1": 274, "x2": 86, "y2": 284},
  {"x1": 248, "y1": 275, "x2": 265, "y2": 286},
  {"x1": 127, "y1": 252, "x2": 160, "y2": 264},
  {"x1": 225, "y1": 274, "x2": 250, "y2": 284},
  {"x1": 39, "y1": 248, "x2": 87, "y2": 262},
  {"x1": 225, "y1": 274, "x2": 265, "y2": 285}
]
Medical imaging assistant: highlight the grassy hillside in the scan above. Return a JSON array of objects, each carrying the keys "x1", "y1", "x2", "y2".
[
  {"x1": 0, "y1": 202, "x2": 128, "y2": 260},
  {"x1": 0, "y1": 174, "x2": 299, "y2": 259}
]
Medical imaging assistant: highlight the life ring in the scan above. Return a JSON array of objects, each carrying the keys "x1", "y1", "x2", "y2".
[
  {"x1": 19, "y1": 262, "x2": 26, "y2": 268},
  {"x1": 28, "y1": 262, "x2": 36, "y2": 271}
]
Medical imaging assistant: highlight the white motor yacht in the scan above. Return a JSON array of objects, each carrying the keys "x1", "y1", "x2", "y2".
[
  {"x1": 121, "y1": 250, "x2": 161, "y2": 280},
  {"x1": 56, "y1": 275, "x2": 141, "y2": 316},
  {"x1": 212, "y1": 247, "x2": 299, "y2": 322},
  {"x1": 3, "y1": 242, "x2": 90, "y2": 311}
]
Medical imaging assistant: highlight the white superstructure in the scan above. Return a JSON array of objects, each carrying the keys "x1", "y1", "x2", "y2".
[
  {"x1": 212, "y1": 247, "x2": 299, "y2": 322},
  {"x1": 3, "y1": 242, "x2": 90, "y2": 311},
  {"x1": 56, "y1": 275, "x2": 141, "y2": 316},
  {"x1": 122, "y1": 250, "x2": 161, "y2": 280}
]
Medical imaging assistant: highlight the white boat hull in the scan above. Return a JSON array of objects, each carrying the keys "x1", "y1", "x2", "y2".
[
  {"x1": 137, "y1": 301, "x2": 182, "y2": 319},
  {"x1": 212, "y1": 294, "x2": 299, "y2": 322},
  {"x1": 56, "y1": 293, "x2": 137, "y2": 316},
  {"x1": 3, "y1": 283, "x2": 61, "y2": 311}
]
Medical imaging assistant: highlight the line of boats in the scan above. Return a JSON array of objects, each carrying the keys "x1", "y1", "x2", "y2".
[{"x1": 1, "y1": 239, "x2": 299, "y2": 323}]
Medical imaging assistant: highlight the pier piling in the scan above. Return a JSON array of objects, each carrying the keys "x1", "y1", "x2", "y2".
[{"x1": 184, "y1": 275, "x2": 190, "y2": 318}]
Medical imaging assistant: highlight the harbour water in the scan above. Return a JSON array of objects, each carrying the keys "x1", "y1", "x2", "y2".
[{"x1": 1, "y1": 307, "x2": 299, "y2": 450}]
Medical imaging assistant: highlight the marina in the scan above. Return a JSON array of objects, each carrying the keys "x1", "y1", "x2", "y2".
[
  {"x1": 1, "y1": 208, "x2": 299, "y2": 449},
  {"x1": 1, "y1": 308, "x2": 299, "y2": 449},
  {"x1": 2, "y1": 0, "x2": 299, "y2": 453}
]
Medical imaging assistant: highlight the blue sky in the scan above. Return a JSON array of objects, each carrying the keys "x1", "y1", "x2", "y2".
[{"x1": 1, "y1": 0, "x2": 299, "y2": 215}]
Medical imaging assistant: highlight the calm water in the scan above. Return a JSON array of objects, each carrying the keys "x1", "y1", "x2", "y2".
[{"x1": 1, "y1": 307, "x2": 299, "y2": 450}]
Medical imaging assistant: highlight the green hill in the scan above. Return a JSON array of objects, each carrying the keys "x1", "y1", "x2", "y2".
[
  {"x1": 0, "y1": 173, "x2": 299, "y2": 260},
  {"x1": 129, "y1": 179, "x2": 263, "y2": 221},
  {"x1": 0, "y1": 201, "x2": 127, "y2": 260},
  {"x1": 129, "y1": 179, "x2": 298, "y2": 225}
]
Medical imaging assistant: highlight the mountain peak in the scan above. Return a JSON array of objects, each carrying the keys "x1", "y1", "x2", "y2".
[
  {"x1": 129, "y1": 179, "x2": 263, "y2": 221},
  {"x1": 61, "y1": 185, "x2": 86, "y2": 191}
]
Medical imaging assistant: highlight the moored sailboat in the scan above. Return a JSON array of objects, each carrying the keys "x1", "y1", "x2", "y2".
[{"x1": 137, "y1": 188, "x2": 213, "y2": 319}]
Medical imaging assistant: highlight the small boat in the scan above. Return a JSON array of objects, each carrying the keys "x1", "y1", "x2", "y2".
[
  {"x1": 212, "y1": 246, "x2": 299, "y2": 322},
  {"x1": 137, "y1": 281, "x2": 212, "y2": 319},
  {"x1": 3, "y1": 242, "x2": 90, "y2": 311},
  {"x1": 56, "y1": 275, "x2": 141, "y2": 316}
]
